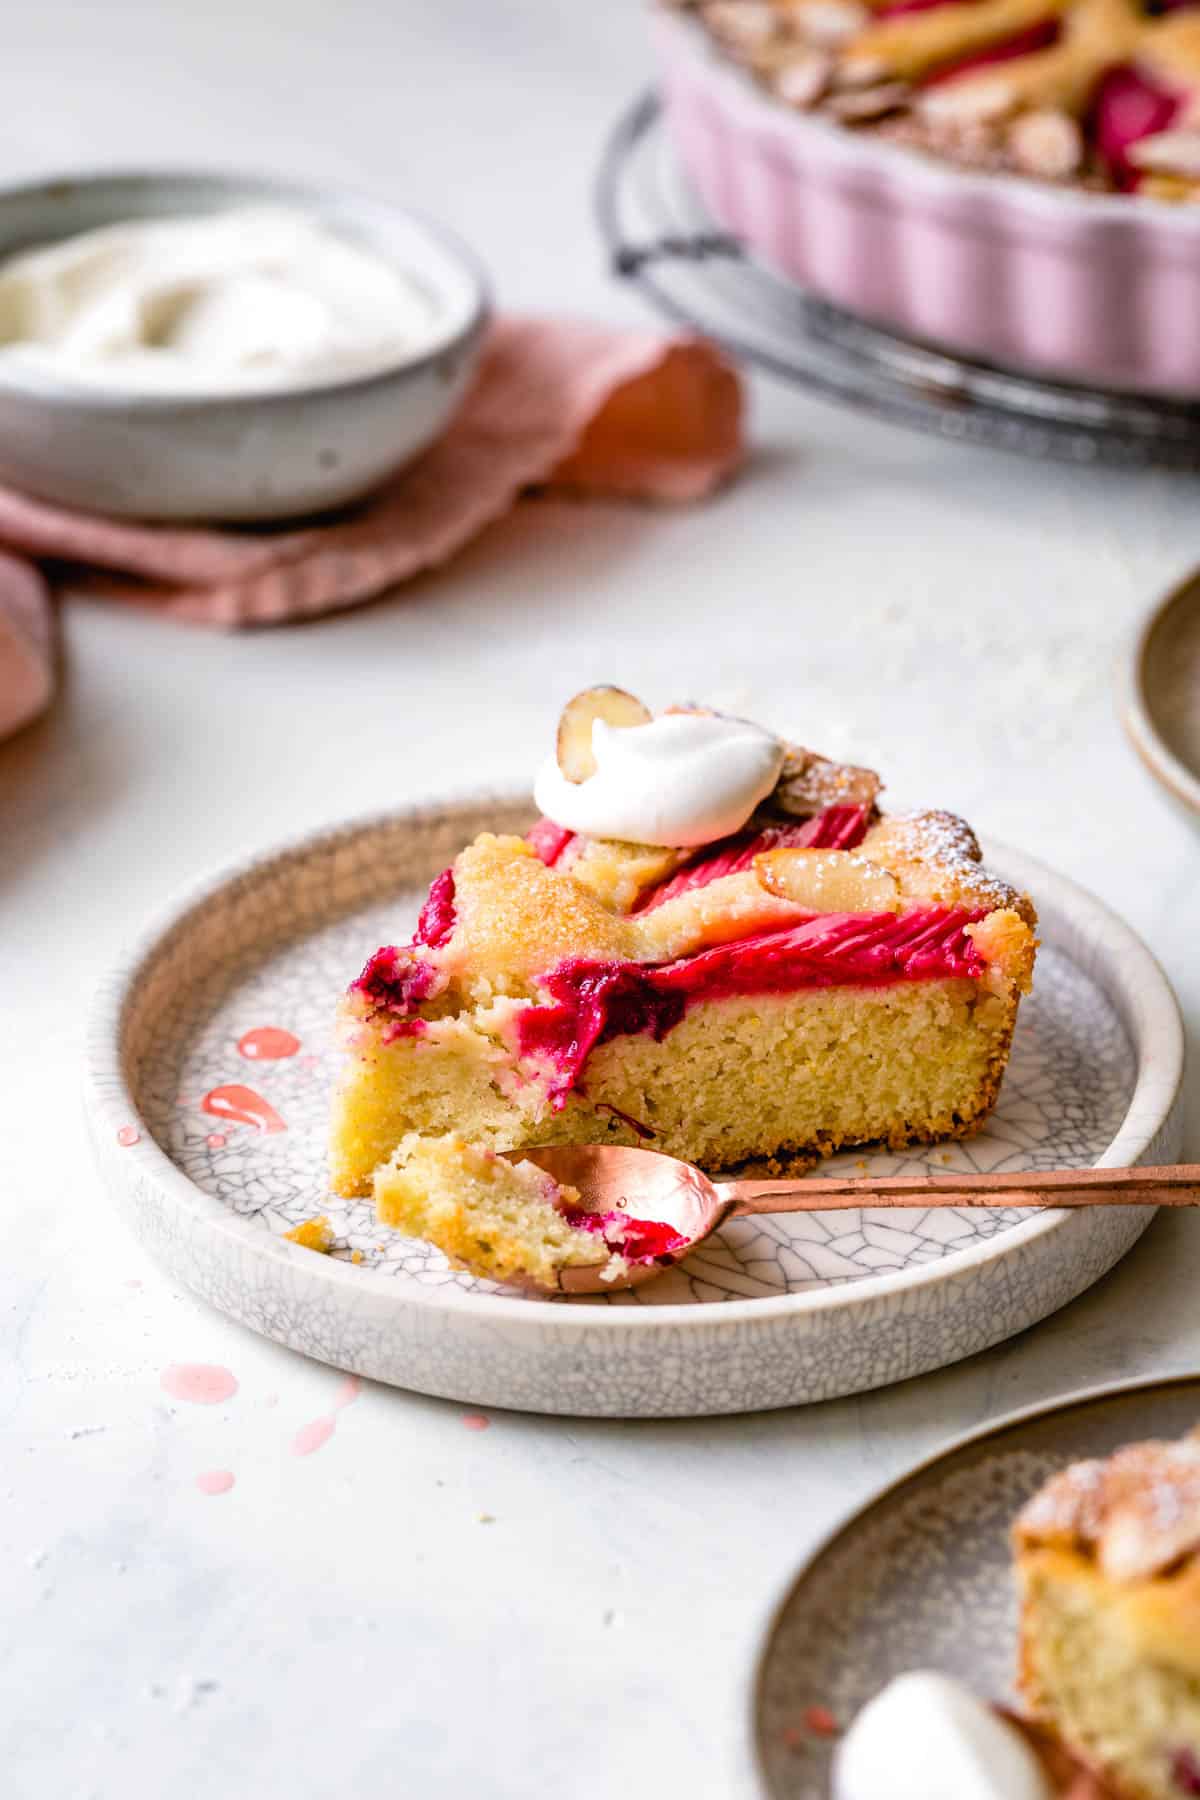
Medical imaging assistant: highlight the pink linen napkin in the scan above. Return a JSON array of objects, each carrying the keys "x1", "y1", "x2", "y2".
[
  {"x1": 0, "y1": 317, "x2": 742, "y2": 742},
  {"x1": 0, "y1": 551, "x2": 54, "y2": 743}
]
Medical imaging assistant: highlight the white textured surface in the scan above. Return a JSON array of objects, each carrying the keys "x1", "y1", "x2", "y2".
[{"x1": 1, "y1": 2, "x2": 1199, "y2": 1797}]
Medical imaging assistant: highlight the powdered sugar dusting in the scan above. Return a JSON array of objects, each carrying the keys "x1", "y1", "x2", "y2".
[
  {"x1": 867, "y1": 809, "x2": 1027, "y2": 915},
  {"x1": 1016, "y1": 1436, "x2": 1200, "y2": 1581}
]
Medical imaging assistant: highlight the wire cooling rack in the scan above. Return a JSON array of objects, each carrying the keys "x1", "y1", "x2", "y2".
[{"x1": 595, "y1": 91, "x2": 1200, "y2": 471}]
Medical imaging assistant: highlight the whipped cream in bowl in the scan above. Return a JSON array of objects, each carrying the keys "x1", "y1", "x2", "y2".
[
  {"x1": 0, "y1": 169, "x2": 488, "y2": 520},
  {"x1": 534, "y1": 709, "x2": 785, "y2": 848},
  {"x1": 0, "y1": 207, "x2": 451, "y2": 395}
]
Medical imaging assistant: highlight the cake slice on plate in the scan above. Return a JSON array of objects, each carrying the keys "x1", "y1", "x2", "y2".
[
  {"x1": 1013, "y1": 1430, "x2": 1200, "y2": 1798},
  {"x1": 330, "y1": 688, "x2": 1038, "y2": 1247}
]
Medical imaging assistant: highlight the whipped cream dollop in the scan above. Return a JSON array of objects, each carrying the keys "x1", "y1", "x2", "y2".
[
  {"x1": 533, "y1": 711, "x2": 785, "y2": 848},
  {"x1": 0, "y1": 208, "x2": 441, "y2": 393},
  {"x1": 833, "y1": 1673, "x2": 1053, "y2": 1800}
]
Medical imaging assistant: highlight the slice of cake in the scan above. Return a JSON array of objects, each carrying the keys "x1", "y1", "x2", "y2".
[
  {"x1": 330, "y1": 688, "x2": 1037, "y2": 1227},
  {"x1": 1014, "y1": 1431, "x2": 1200, "y2": 1798}
]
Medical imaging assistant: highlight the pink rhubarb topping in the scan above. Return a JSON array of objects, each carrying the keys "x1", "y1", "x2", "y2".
[
  {"x1": 354, "y1": 809, "x2": 998, "y2": 1098},
  {"x1": 1090, "y1": 63, "x2": 1182, "y2": 187},
  {"x1": 353, "y1": 944, "x2": 439, "y2": 1019},
  {"x1": 415, "y1": 868, "x2": 457, "y2": 948},
  {"x1": 557, "y1": 1204, "x2": 691, "y2": 1265},
  {"x1": 527, "y1": 818, "x2": 576, "y2": 867},
  {"x1": 351, "y1": 868, "x2": 456, "y2": 1034},
  {"x1": 634, "y1": 804, "x2": 868, "y2": 912},
  {"x1": 517, "y1": 904, "x2": 989, "y2": 1106}
]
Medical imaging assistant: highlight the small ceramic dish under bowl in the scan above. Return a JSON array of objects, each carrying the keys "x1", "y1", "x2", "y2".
[
  {"x1": 1122, "y1": 566, "x2": 1200, "y2": 827},
  {"x1": 751, "y1": 1372, "x2": 1200, "y2": 1798},
  {"x1": 84, "y1": 795, "x2": 1183, "y2": 1418},
  {"x1": 0, "y1": 169, "x2": 489, "y2": 522}
]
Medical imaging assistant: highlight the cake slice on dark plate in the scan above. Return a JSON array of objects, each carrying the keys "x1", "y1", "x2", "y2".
[
  {"x1": 1014, "y1": 1430, "x2": 1200, "y2": 1798},
  {"x1": 329, "y1": 687, "x2": 1037, "y2": 1279}
]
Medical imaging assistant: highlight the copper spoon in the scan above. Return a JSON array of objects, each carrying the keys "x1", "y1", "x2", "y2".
[{"x1": 504, "y1": 1145, "x2": 1200, "y2": 1296}]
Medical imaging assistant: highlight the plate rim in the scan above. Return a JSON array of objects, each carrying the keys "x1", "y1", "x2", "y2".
[
  {"x1": 1122, "y1": 565, "x2": 1200, "y2": 821},
  {"x1": 746, "y1": 1368, "x2": 1200, "y2": 1797},
  {"x1": 85, "y1": 793, "x2": 1185, "y2": 1334}
]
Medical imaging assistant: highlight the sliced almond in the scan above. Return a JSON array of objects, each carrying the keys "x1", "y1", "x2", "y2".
[
  {"x1": 1007, "y1": 109, "x2": 1083, "y2": 180},
  {"x1": 555, "y1": 686, "x2": 651, "y2": 785},
  {"x1": 793, "y1": 0, "x2": 868, "y2": 48},
  {"x1": 770, "y1": 745, "x2": 882, "y2": 820},
  {"x1": 825, "y1": 81, "x2": 911, "y2": 123},
  {"x1": 774, "y1": 49, "x2": 834, "y2": 108},
  {"x1": 701, "y1": 0, "x2": 778, "y2": 52},
  {"x1": 1128, "y1": 129, "x2": 1200, "y2": 179},
  {"x1": 754, "y1": 847, "x2": 901, "y2": 913},
  {"x1": 919, "y1": 76, "x2": 1015, "y2": 127}
]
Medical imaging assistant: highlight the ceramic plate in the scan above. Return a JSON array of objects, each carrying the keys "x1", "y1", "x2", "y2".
[
  {"x1": 85, "y1": 797, "x2": 1183, "y2": 1418},
  {"x1": 1122, "y1": 567, "x2": 1200, "y2": 824},
  {"x1": 752, "y1": 1373, "x2": 1200, "y2": 1797}
]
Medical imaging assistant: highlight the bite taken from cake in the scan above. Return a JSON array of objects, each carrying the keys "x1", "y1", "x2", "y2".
[{"x1": 329, "y1": 686, "x2": 1038, "y2": 1286}]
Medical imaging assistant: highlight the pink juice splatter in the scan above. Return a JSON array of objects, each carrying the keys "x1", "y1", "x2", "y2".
[
  {"x1": 463, "y1": 1414, "x2": 491, "y2": 1432},
  {"x1": 116, "y1": 1125, "x2": 140, "y2": 1147},
  {"x1": 290, "y1": 1376, "x2": 361, "y2": 1457},
  {"x1": 333, "y1": 1375, "x2": 361, "y2": 1411},
  {"x1": 201, "y1": 1084, "x2": 286, "y2": 1134},
  {"x1": 195, "y1": 1470, "x2": 236, "y2": 1497},
  {"x1": 237, "y1": 1026, "x2": 301, "y2": 1061},
  {"x1": 161, "y1": 1364, "x2": 239, "y2": 1406},
  {"x1": 292, "y1": 1416, "x2": 337, "y2": 1458}
]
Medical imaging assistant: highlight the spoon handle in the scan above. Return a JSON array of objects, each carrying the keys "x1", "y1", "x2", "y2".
[{"x1": 715, "y1": 1164, "x2": 1200, "y2": 1214}]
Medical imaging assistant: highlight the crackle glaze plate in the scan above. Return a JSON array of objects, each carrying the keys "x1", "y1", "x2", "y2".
[
  {"x1": 85, "y1": 797, "x2": 1183, "y2": 1418},
  {"x1": 752, "y1": 1373, "x2": 1200, "y2": 1798}
]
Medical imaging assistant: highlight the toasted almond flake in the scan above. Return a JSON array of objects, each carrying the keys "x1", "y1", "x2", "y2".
[
  {"x1": 793, "y1": 0, "x2": 868, "y2": 48},
  {"x1": 701, "y1": 0, "x2": 778, "y2": 50},
  {"x1": 753, "y1": 847, "x2": 901, "y2": 913},
  {"x1": 555, "y1": 686, "x2": 651, "y2": 784},
  {"x1": 919, "y1": 76, "x2": 1015, "y2": 126},
  {"x1": 831, "y1": 53, "x2": 889, "y2": 88},
  {"x1": 1128, "y1": 129, "x2": 1200, "y2": 178},
  {"x1": 774, "y1": 49, "x2": 834, "y2": 107},
  {"x1": 1008, "y1": 109, "x2": 1084, "y2": 179},
  {"x1": 825, "y1": 80, "x2": 910, "y2": 121}
]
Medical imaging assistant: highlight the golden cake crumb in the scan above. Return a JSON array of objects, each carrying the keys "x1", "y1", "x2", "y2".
[{"x1": 284, "y1": 1215, "x2": 335, "y2": 1254}]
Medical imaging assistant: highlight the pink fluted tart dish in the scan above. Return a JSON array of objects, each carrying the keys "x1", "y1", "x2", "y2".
[{"x1": 654, "y1": 4, "x2": 1200, "y2": 394}]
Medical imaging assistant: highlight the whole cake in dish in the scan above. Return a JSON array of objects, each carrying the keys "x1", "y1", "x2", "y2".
[
  {"x1": 1013, "y1": 1429, "x2": 1200, "y2": 1798},
  {"x1": 671, "y1": 0, "x2": 1200, "y2": 196},
  {"x1": 329, "y1": 687, "x2": 1037, "y2": 1253}
]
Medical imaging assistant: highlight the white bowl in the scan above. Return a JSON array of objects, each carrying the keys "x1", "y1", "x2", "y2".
[{"x1": 0, "y1": 169, "x2": 489, "y2": 521}]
